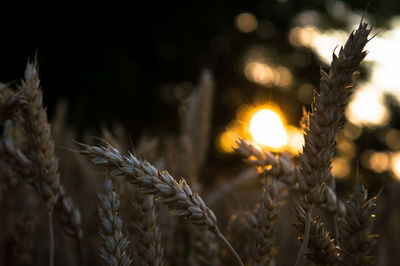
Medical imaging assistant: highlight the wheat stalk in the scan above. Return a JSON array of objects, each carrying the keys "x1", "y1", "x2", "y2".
[
  {"x1": 294, "y1": 205, "x2": 340, "y2": 266},
  {"x1": 235, "y1": 138, "x2": 297, "y2": 186},
  {"x1": 299, "y1": 20, "x2": 371, "y2": 195},
  {"x1": 297, "y1": 21, "x2": 371, "y2": 202},
  {"x1": 295, "y1": 21, "x2": 372, "y2": 265},
  {"x1": 101, "y1": 127, "x2": 164, "y2": 265},
  {"x1": 15, "y1": 61, "x2": 84, "y2": 251},
  {"x1": 301, "y1": 107, "x2": 344, "y2": 241},
  {"x1": 128, "y1": 188, "x2": 164, "y2": 266},
  {"x1": 98, "y1": 177, "x2": 132, "y2": 266},
  {"x1": 181, "y1": 69, "x2": 214, "y2": 186},
  {"x1": 79, "y1": 142, "x2": 244, "y2": 266},
  {"x1": 16, "y1": 60, "x2": 60, "y2": 265},
  {"x1": 234, "y1": 140, "x2": 287, "y2": 265},
  {"x1": 192, "y1": 227, "x2": 221, "y2": 266},
  {"x1": 226, "y1": 211, "x2": 254, "y2": 265},
  {"x1": 0, "y1": 140, "x2": 83, "y2": 243},
  {"x1": 251, "y1": 176, "x2": 280, "y2": 266},
  {"x1": 0, "y1": 86, "x2": 25, "y2": 125},
  {"x1": 339, "y1": 178, "x2": 379, "y2": 265},
  {"x1": 17, "y1": 61, "x2": 60, "y2": 210}
]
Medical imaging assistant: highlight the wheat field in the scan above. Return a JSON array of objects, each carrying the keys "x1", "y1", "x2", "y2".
[{"x1": 0, "y1": 19, "x2": 399, "y2": 266}]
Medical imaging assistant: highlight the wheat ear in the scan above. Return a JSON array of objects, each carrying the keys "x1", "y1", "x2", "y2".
[
  {"x1": 301, "y1": 107, "x2": 344, "y2": 241},
  {"x1": 79, "y1": 142, "x2": 244, "y2": 266},
  {"x1": 250, "y1": 176, "x2": 280, "y2": 266},
  {"x1": 295, "y1": 21, "x2": 371, "y2": 265},
  {"x1": 98, "y1": 177, "x2": 133, "y2": 266},
  {"x1": 298, "y1": 21, "x2": 371, "y2": 202},
  {"x1": 181, "y1": 69, "x2": 214, "y2": 185},
  {"x1": 294, "y1": 206, "x2": 340, "y2": 266},
  {"x1": 235, "y1": 138, "x2": 297, "y2": 186},
  {"x1": 17, "y1": 61, "x2": 84, "y2": 252},
  {"x1": 18, "y1": 61, "x2": 60, "y2": 209},
  {"x1": 128, "y1": 188, "x2": 164, "y2": 266},
  {"x1": 17, "y1": 61, "x2": 59, "y2": 265},
  {"x1": 0, "y1": 86, "x2": 25, "y2": 125},
  {"x1": 225, "y1": 211, "x2": 254, "y2": 265},
  {"x1": 192, "y1": 227, "x2": 221, "y2": 266},
  {"x1": 0, "y1": 140, "x2": 83, "y2": 243},
  {"x1": 339, "y1": 178, "x2": 379, "y2": 265}
]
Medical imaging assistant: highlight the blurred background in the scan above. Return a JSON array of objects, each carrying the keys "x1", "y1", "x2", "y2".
[{"x1": 1, "y1": 0, "x2": 400, "y2": 192}]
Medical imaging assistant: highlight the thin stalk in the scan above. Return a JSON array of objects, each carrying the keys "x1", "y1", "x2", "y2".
[
  {"x1": 48, "y1": 211, "x2": 54, "y2": 266},
  {"x1": 212, "y1": 226, "x2": 244, "y2": 266},
  {"x1": 295, "y1": 204, "x2": 312, "y2": 266}
]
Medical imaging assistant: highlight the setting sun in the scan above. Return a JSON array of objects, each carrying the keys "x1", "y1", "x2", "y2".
[{"x1": 249, "y1": 109, "x2": 287, "y2": 149}]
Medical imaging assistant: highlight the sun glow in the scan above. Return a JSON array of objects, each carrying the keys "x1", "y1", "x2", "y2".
[
  {"x1": 217, "y1": 104, "x2": 304, "y2": 154},
  {"x1": 249, "y1": 109, "x2": 287, "y2": 149}
]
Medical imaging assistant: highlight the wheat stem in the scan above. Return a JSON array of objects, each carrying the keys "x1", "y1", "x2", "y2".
[
  {"x1": 48, "y1": 211, "x2": 54, "y2": 266},
  {"x1": 212, "y1": 227, "x2": 244, "y2": 266}
]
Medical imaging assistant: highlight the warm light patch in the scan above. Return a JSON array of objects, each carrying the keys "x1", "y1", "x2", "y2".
[
  {"x1": 332, "y1": 157, "x2": 350, "y2": 178},
  {"x1": 337, "y1": 140, "x2": 356, "y2": 159},
  {"x1": 235, "y1": 12, "x2": 258, "y2": 33},
  {"x1": 244, "y1": 61, "x2": 293, "y2": 89},
  {"x1": 249, "y1": 109, "x2": 287, "y2": 149},
  {"x1": 346, "y1": 84, "x2": 390, "y2": 127},
  {"x1": 343, "y1": 122, "x2": 362, "y2": 140},
  {"x1": 286, "y1": 126, "x2": 304, "y2": 154},
  {"x1": 298, "y1": 83, "x2": 315, "y2": 104},
  {"x1": 289, "y1": 26, "x2": 320, "y2": 47},
  {"x1": 369, "y1": 152, "x2": 390, "y2": 173},
  {"x1": 245, "y1": 62, "x2": 274, "y2": 84},
  {"x1": 385, "y1": 129, "x2": 400, "y2": 150},
  {"x1": 391, "y1": 152, "x2": 400, "y2": 181},
  {"x1": 275, "y1": 66, "x2": 293, "y2": 88},
  {"x1": 217, "y1": 130, "x2": 240, "y2": 153}
]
